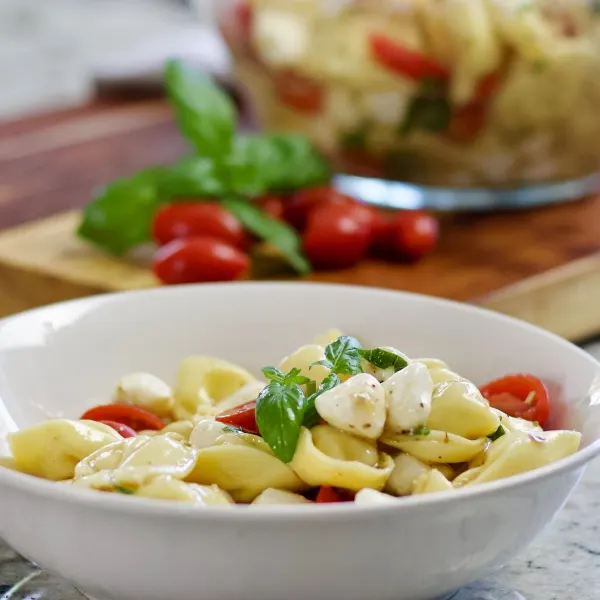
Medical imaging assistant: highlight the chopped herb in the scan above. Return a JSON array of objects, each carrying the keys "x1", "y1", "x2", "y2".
[
  {"x1": 488, "y1": 425, "x2": 506, "y2": 442},
  {"x1": 261, "y1": 366, "x2": 312, "y2": 387},
  {"x1": 357, "y1": 348, "x2": 408, "y2": 373},
  {"x1": 413, "y1": 425, "x2": 430, "y2": 436},
  {"x1": 311, "y1": 336, "x2": 363, "y2": 376},
  {"x1": 400, "y1": 78, "x2": 451, "y2": 136},
  {"x1": 115, "y1": 485, "x2": 136, "y2": 495}
]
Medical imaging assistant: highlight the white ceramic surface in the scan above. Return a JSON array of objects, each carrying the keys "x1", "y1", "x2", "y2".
[{"x1": 0, "y1": 283, "x2": 599, "y2": 600}]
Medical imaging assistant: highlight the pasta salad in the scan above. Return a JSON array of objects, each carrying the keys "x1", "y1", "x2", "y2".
[
  {"x1": 220, "y1": 0, "x2": 600, "y2": 187},
  {"x1": 2, "y1": 331, "x2": 580, "y2": 507}
]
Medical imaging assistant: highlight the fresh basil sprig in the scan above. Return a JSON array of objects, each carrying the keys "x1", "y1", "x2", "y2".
[
  {"x1": 77, "y1": 59, "x2": 330, "y2": 272},
  {"x1": 261, "y1": 366, "x2": 312, "y2": 387},
  {"x1": 302, "y1": 373, "x2": 341, "y2": 429},
  {"x1": 311, "y1": 336, "x2": 363, "y2": 376},
  {"x1": 357, "y1": 348, "x2": 408, "y2": 373}
]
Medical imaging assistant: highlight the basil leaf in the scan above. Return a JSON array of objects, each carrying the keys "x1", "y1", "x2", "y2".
[
  {"x1": 115, "y1": 485, "x2": 136, "y2": 495},
  {"x1": 302, "y1": 373, "x2": 341, "y2": 429},
  {"x1": 401, "y1": 79, "x2": 451, "y2": 136},
  {"x1": 231, "y1": 133, "x2": 331, "y2": 192},
  {"x1": 256, "y1": 382, "x2": 305, "y2": 463},
  {"x1": 488, "y1": 425, "x2": 506, "y2": 442},
  {"x1": 357, "y1": 348, "x2": 408, "y2": 373},
  {"x1": 156, "y1": 156, "x2": 224, "y2": 198},
  {"x1": 164, "y1": 59, "x2": 236, "y2": 159},
  {"x1": 261, "y1": 366, "x2": 285, "y2": 383},
  {"x1": 221, "y1": 196, "x2": 311, "y2": 274},
  {"x1": 77, "y1": 168, "x2": 165, "y2": 255},
  {"x1": 313, "y1": 336, "x2": 363, "y2": 376},
  {"x1": 412, "y1": 425, "x2": 430, "y2": 436}
]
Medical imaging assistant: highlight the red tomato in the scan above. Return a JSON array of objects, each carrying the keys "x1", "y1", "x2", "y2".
[
  {"x1": 254, "y1": 195, "x2": 285, "y2": 221},
  {"x1": 480, "y1": 374, "x2": 551, "y2": 425},
  {"x1": 233, "y1": 1, "x2": 253, "y2": 42},
  {"x1": 152, "y1": 202, "x2": 249, "y2": 250},
  {"x1": 303, "y1": 204, "x2": 372, "y2": 269},
  {"x1": 215, "y1": 400, "x2": 259, "y2": 434},
  {"x1": 369, "y1": 34, "x2": 449, "y2": 81},
  {"x1": 152, "y1": 237, "x2": 249, "y2": 285},
  {"x1": 391, "y1": 211, "x2": 439, "y2": 260},
  {"x1": 369, "y1": 210, "x2": 395, "y2": 256},
  {"x1": 446, "y1": 104, "x2": 488, "y2": 144},
  {"x1": 315, "y1": 486, "x2": 346, "y2": 503},
  {"x1": 81, "y1": 405, "x2": 165, "y2": 431},
  {"x1": 284, "y1": 186, "x2": 354, "y2": 230},
  {"x1": 99, "y1": 420, "x2": 137, "y2": 438},
  {"x1": 274, "y1": 70, "x2": 324, "y2": 113},
  {"x1": 474, "y1": 70, "x2": 501, "y2": 103}
]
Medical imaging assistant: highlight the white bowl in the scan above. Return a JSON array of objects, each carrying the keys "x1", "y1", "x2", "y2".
[{"x1": 1, "y1": 283, "x2": 599, "y2": 600}]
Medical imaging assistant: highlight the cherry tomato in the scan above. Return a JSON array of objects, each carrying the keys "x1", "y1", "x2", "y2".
[
  {"x1": 446, "y1": 104, "x2": 488, "y2": 144},
  {"x1": 81, "y1": 405, "x2": 165, "y2": 431},
  {"x1": 284, "y1": 186, "x2": 354, "y2": 230},
  {"x1": 215, "y1": 400, "x2": 259, "y2": 434},
  {"x1": 274, "y1": 70, "x2": 324, "y2": 113},
  {"x1": 152, "y1": 236, "x2": 249, "y2": 285},
  {"x1": 99, "y1": 420, "x2": 137, "y2": 438},
  {"x1": 315, "y1": 486, "x2": 352, "y2": 503},
  {"x1": 369, "y1": 34, "x2": 449, "y2": 81},
  {"x1": 152, "y1": 202, "x2": 249, "y2": 250},
  {"x1": 254, "y1": 195, "x2": 285, "y2": 221},
  {"x1": 369, "y1": 210, "x2": 395, "y2": 256},
  {"x1": 480, "y1": 374, "x2": 551, "y2": 425},
  {"x1": 303, "y1": 204, "x2": 371, "y2": 270},
  {"x1": 391, "y1": 211, "x2": 439, "y2": 260},
  {"x1": 474, "y1": 70, "x2": 501, "y2": 103}
]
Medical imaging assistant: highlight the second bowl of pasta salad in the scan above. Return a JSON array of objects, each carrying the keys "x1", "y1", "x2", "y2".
[{"x1": 0, "y1": 283, "x2": 599, "y2": 600}]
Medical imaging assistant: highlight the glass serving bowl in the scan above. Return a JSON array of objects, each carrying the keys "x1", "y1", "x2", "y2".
[{"x1": 216, "y1": 0, "x2": 600, "y2": 209}]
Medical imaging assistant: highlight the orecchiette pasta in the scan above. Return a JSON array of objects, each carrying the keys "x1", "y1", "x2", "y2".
[{"x1": 1, "y1": 331, "x2": 582, "y2": 508}]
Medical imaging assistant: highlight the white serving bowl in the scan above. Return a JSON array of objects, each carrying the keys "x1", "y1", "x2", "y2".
[{"x1": 1, "y1": 283, "x2": 599, "y2": 600}]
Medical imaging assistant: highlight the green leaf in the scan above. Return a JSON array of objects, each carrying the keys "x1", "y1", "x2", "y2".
[
  {"x1": 256, "y1": 381, "x2": 306, "y2": 463},
  {"x1": 77, "y1": 158, "x2": 225, "y2": 256},
  {"x1": 488, "y1": 425, "x2": 506, "y2": 442},
  {"x1": 164, "y1": 59, "x2": 236, "y2": 159},
  {"x1": 221, "y1": 196, "x2": 311, "y2": 274},
  {"x1": 400, "y1": 79, "x2": 451, "y2": 136},
  {"x1": 231, "y1": 133, "x2": 331, "y2": 193},
  {"x1": 302, "y1": 373, "x2": 341, "y2": 429},
  {"x1": 412, "y1": 425, "x2": 430, "y2": 436},
  {"x1": 115, "y1": 485, "x2": 136, "y2": 495},
  {"x1": 77, "y1": 168, "x2": 165, "y2": 255},
  {"x1": 313, "y1": 336, "x2": 363, "y2": 376},
  {"x1": 261, "y1": 366, "x2": 286, "y2": 383},
  {"x1": 357, "y1": 348, "x2": 408, "y2": 373}
]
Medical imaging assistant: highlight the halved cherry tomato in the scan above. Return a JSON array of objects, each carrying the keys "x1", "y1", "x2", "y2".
[
  {"x1": 254, "y1": 195, "x2": 285, "y2": 221},
  {"x1": 215, "y1": 400, "x2": 259, "y2": 434},
  {"x1": 369, "y1": 34, "x2": 449, "y2": 81},
  {"x1": 315, "y1": 486, "x2": 349, "y2": 503},
  {"x1": 303, "y1": 203, "x2": 372, "y2": 269},
  {"x1": 81, "y1": 405, "x2": 164, "y2": 432},
  {"x1": 284, "y1": 186, "x2": 354, "y2": 230},
  {"x1": 391, "y1": 211, "x2": 439, "y2": 260},
  {"x1": 152, "y1": 202, "x2": 249, "y2": 250},
  {"x1": 480, "y1": 374, "x2": 551, "y2": 425},
  {"x1": 474, "y1": 70, "x2": 501, "y2": 103},
  {"x1": 369, "y1": 210, "x2": 395, "y2": 257},
  {"x1": 99, "y1": 420, "x2": 137, "y2": 438},
  {"x1": 274, "y1": 70, "x2": 324, "y2": 113},
  {"x1": 152, "y1": 236, "x2": 250, "y2": 285}
]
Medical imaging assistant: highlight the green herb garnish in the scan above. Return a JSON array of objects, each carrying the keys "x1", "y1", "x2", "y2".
[
  {"x1": 357, "y1": 348, "x2": 408, "y2": 373},
  {"x1": 302, "y1": 373, "x2": 342, "y2": 429},
  {"x1": 77, "y1": 59, "x2": 330, "y2": 273},
  {"x1": 412, "y1": 425, "x2": 430, "y2": 436},
  {"x1": 488, "y1": 425, "x2": 506, "y2": 442},
  {"x1": 400, "y1": 78, "x2": 451, "y2": 136},
  {"x1": 311, "y1": 336, "x2": 363, "y2": 376},
  {"x1": 115, "y1": 485, "x2": 136, "y2": 495}
]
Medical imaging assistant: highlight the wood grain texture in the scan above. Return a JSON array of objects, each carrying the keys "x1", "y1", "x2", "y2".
[{"x1": 0, "y1": 99, "x2": 599, "y2": 341}]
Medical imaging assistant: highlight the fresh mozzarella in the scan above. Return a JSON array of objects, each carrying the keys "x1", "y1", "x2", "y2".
[{"x1": 113, "y1": 372, "x2": 173, "y2": 417}]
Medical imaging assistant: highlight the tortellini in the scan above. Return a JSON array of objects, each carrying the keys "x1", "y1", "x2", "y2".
[
  {"x1": 173, "y1": 356, "x2": 255, "y2": 420},
  {"x1": 2, "y1": 331, "x2": 583, "y2": 509},
  {"x1": 8, "y1": 420, "x2": 121, "y2": 480},
  {"x1": 290, "y1": 427, "x2": 394, "y2": 492}
]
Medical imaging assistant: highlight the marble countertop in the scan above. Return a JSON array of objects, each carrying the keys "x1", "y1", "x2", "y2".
[{"x1": 0, "y1": 1, "x2": 599, "y2": 597}]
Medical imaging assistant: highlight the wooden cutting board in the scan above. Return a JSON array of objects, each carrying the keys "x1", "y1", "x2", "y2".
[{"x1": 0, "y1": 98, "x2": 600, "y2": 341}]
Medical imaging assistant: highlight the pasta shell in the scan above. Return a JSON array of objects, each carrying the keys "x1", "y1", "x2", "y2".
[
  {"x1": 311, "y1": 424, "x2": 379, "y2": 467},
  {"x1": 136, "y1": 476, "x2": 234, "y2": 506},
  {"x1": 413, "y1": 469, "x2": 454, "y2": 495},
  {"x1": 427, "y1": 380, "x2": 500, "y2": 439},
  {"x1": 290, "y1": 427, "x2": 394, "y2": 491},
  {"x1": 381, "y1": 430, "x2": 487, "y2": 463},
  {"x1": 278, "y1": 344, "x2": 330, "y2": 386},
  {"x1": 251, "y1": 488, "x2": 312, "y2": 506},
  {"x1": 8, "y1": 420, "x2": 121, "y2": 481}
]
